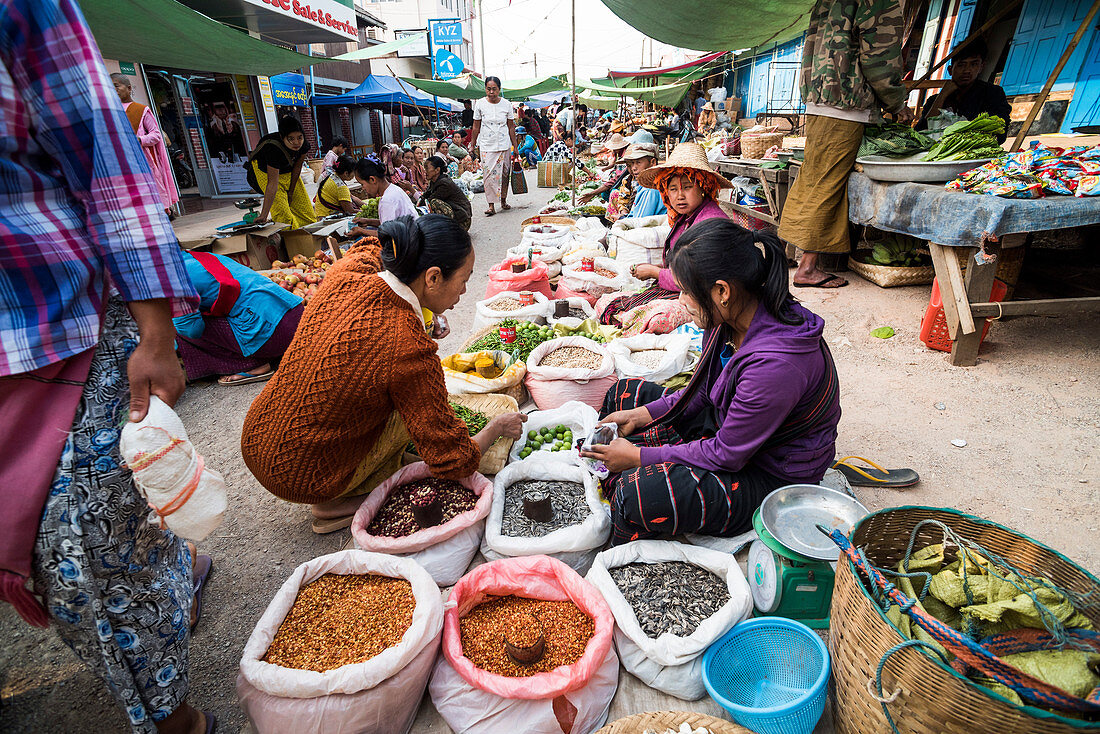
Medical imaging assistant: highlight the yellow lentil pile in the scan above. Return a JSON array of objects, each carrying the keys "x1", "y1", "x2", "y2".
[
  {"x1": 263, "y1": 573, "x2": 414, "y2": 672},
  {"x1": 459, "y1": 594, "x2": 594, "y2": 677}
]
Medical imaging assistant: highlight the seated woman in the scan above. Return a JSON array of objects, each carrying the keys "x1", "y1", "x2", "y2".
[
  {"x1": 435, "y1": 139, "x2": 463, "y2": 179},
  {"x1": 579, "y1": 133, "x2": 630, "y2": 204},
  {"x1": 174, "y1": 251, "x2": 304, "y2": 385},
  {"x1": 581, "y1": 220, "x2": 840, "y2": 544},
  {"x1": 247, "y1": 116, "x2": 317, "y2": 227},
  {"x1": 515, "y1": 126, "x2": 541, "y2": 167},
  {"x1": 448, "y1": 132, "x2": 470, "y2": 161},
  {"x1": 313, "y1": 154, "x2": 364, "y2": 217},
  {"x1": 620, "y1": 143, "x2": 667, "y2": 219},
  {"x1": 241, "y1": 215, "x2": 526, "y2": 533},
  {"x1": 599, "y1": 142, "x2": 730, "y2": 330},
  {"x1": 347, "y1": 158, "x2": 418, "y2": 240},
  {"x1": 420, "y1": 155, "x2": 473, "y2": 231}
]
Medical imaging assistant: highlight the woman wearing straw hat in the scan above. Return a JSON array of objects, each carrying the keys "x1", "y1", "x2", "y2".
[
  {"x1": 598, "y1": 141, "x2": 731, "y2": 328},
  {"x1": 578, "y1": 133, "x2": 631, "y2": 205}
]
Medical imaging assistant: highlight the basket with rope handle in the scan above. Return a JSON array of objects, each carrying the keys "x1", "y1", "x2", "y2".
[{"x1": 595, "y1": 711, "x2": 752, "y2": 734}]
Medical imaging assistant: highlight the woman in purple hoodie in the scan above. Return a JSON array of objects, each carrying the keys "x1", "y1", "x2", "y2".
[{"x1": 582, "y1": 219, "x2": 840, "y2": 544}]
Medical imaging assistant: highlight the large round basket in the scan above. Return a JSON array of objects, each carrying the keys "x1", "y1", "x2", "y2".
[
  {"x1": 739, "y1": 131, "x2": 785, "y2": 161},
  {"x1": 457, "y1": 324, "x2": 528, "y2": 404},
  {"x1": 830, "y1": 506, "x2": 1100, "y2": 734},
  {"x1": 447, "y1": 393, "x2": 518, "y2": 475},
  {"x1": 521, "y1": 215, "x2": 576, "y2": 230},
  {"x1": 595, "y1": 711, "x2": 752, "y2": 734},
  {"x1": 848, "y1": 250, "x2": 935, "y2": 287}
]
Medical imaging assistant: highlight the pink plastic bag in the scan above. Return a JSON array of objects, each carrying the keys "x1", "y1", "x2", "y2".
[
  {"x1": 552, "y1": 283, "x2": 598, "y2": 306},
  {"x1": 485, "y1": 259, "x2": 552, "y2": 300},
  {"x1": 524, "y1": 337, "x2": 617, "y2": 411},
  {"x1": 351, "y1": 462, "x2": 493, "y2": 586}
]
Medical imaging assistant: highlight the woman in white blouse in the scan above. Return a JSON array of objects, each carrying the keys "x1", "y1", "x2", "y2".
[{"x1": 469, "y1": 76, "x2": 518, "y2": 217}]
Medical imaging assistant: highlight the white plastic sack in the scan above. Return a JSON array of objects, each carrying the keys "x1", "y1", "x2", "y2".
[
  {"x1": 708, "y1": 86, "x2": 728, "y2": 105},
  {"x1": 506, "y1": 401, "x2": 599, "y2": 464},
  {"x1": 442, "y1": 351, "x2": 527, "y2": 396},
  {"x1": 524, "y1": 336, "x2": 617, "y2": 411},
  {"x1": 482, "y1": 454, "x2": 610, "y2": 574},
  {"x1": 120, "y1": 396, "x2": 227, "y2": 541},
  {"x1": 473, "y1": 291, "x2": 552, "y2": 331},
  {"x1": 609, "y1": 215, "x2": 670, "y2": 270},
  {"x1": 574, "y1": 217, "x2": 609, "y2": 246},
  {"x1": 545, "y1": 297, "x2": 597, "y2": 328},
  {"x1": 561, "y1": 245, "x2": 607, "y2": 266},
  {"x1": 299, "y1": 165, "x2": 315, "y2": 184},
  {"x1": 520, "y1": 223, "x2": 573, "y2": 250},
  {"x1": 585, "y1": 540, "x2": 753, "y2": 700},
  {"x1": 560, "y1": 257, "x2": 631, "y2": 297},
  {"x1": 237, "y1": 550, "x2": 444, "y2": 734},
  {"x1": 606, "y1": 333, "x2": 693, "y2": 383},
  {"x1": 506, "y1": 242, "x2": 568, "y2": 265}
]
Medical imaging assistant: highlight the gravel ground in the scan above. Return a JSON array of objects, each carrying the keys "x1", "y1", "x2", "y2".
[{"x1": 2, "y1": 172, "x2": 1098, "y2": 732}]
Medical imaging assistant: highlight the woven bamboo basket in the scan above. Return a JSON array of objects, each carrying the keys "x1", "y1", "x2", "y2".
[
  {"x1": 830, "y1": 505, "x2": 1100, "y2": 734},
  {"x1": 595, "y1": 711, "x2": 752, "y2": 734},
  {"x1": 739, "y1": 131, "x2": 785, "y2": 160},
  {"x1": 457, "y1": 323, "x2": 531, "y2": 404},
  {"x1": 306, "y1": 158, "x2": 325, "y2": 178},
  {"x1": 521, "y1": 215, "x2": 577, "y2": 230},
  {"x1": 953, "y1": 245, "x2": 1027, "y2": 299},
  {"x1": 848, "y1": 250, "x2": 936, "y2": 288},
  {"x1": 447, "y1": 393, "x2": 518, "y2": 475}
]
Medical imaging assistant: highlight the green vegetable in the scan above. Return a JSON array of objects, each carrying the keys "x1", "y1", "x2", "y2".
[
  {"x1": 357, "y1": 197, "x2": 380, "y2": 219},
  {"x1": 865, "y1": 234, "x2": 927, "y2": 267},
  {"x1": 871, "y1": 326, "x2": 895, "y2": 339},
  {"x1": 463, "y1": 318, "x2": 555, "y2": 361},
  {"x1": 921, "y1": 115, "x2": 1006, "y2": 162},
  {"x1": 449, "y1": 403, "x2": 489, "y2": 435}
]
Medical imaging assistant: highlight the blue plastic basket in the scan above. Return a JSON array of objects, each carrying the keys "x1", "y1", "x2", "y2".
[{"x1": 702, "y1": 617, "x2": 830, "y2": 734}]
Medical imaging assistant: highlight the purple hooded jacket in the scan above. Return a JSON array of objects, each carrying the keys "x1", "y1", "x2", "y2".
[
  {"x1": 638, "y1": 301, "x2": 840, "y2": 483},
  {"x1": 656, "y1": 198, "x2": 728, "y2": 292}
]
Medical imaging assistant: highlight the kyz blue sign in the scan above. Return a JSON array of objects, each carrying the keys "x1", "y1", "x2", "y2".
[
  {"x1": 433, "y1": 48, "x2": 463, "y2": 81},
  {"x1": 429, "y1": 18, "x2": 462, "y2": 47}
]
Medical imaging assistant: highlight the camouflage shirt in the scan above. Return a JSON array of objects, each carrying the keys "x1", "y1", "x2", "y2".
[{"x1": 800, "y1": 0, "x2": 907, "y2": 114}]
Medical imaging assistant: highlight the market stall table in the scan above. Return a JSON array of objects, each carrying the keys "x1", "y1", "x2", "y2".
[
  {"x1": 713, "y1": 159, "x2": 791, "y2": 227},
  {"x1": 846, "y1": 171, "x2": 1100, "y2": 366}
]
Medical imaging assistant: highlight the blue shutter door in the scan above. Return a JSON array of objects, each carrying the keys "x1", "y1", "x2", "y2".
[
  {"x1": 951, "y1": 0, "x2": 979, "y2": 50},
  {"x1": 1002, "y1": 0, "x2": 1093, "y2": 95},
  {"x1": 1061, "y1": 27, "x2": 1100, "y2": 131}
]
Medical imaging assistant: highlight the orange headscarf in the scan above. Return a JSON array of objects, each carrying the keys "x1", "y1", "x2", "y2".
[{"x1": 653, "y1": 167, "x2": 721, "y2": 225}]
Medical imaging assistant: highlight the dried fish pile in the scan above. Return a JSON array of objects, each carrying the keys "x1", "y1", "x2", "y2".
[
  {"x1": 538, "y1": 345, "x2": 603, "y2": 369},
  {"x1": 609, "y1": 561, "x2": 729, "y2": 638},
  {"x1": 488, "y1": 297, "x2": 524, "y2": 312},
  {"x1": 567, "y1": 307, "x2": 588, "y2": 319},
  {"x1": 501, "y1": 479, "x2": 588, "y2": 537},
  {"x1": 630, "y1": 349, "x2": 667, "y2": 370}
]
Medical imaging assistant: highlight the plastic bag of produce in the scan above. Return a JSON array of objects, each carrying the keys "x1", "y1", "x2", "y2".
[
  {"x1": 442, "y1": 351, "x2": 527, "y2": 396},
  {"x1": 606, "y1": 333, "x2": 693, "y2": 383},
  {"x1": 506, "y1": 242, "x2": 569, "y2": 265},
  {"x1": 524, "y1": 336, "x2": 617, "y2": 411},
  {"x1": 429, "y1": 555, "x2": 618, "y2": 734},
  {"x1": 473, "y1": 291, "x2": 552, "y2": 331},
  {"x1": 485, "y1": 259, "x2": 552, "y2": 300},
  {"x1": 608, "y1": 215, "x2": 670, "y2": 270},
  {"x1": 481, "y1": 454, "x2": 610, "y2": 573},
  {"x1": 560, "y1": 257, "x2": 631, "y2": 297},
  {"x1": 520, "y1": 223, "x2": 573, "y2": 250},
  {"x1": 237, "y1": 550, "x2": 444, "y2": 734},
  {"x1": 350, "y1": 463, "x2": 493, "y2": 587},
  {"x1": 119, "y1": 396, "x2": 227, "y2": 541},
  {"x1": 546, "y1": 297, "x2": 597, "y2": 327},
  {"x1": 507, "y1": 401, "x2": 599, "y2": 464},
  {"x1": 585, "y1": 540, "x2": 752, "y2": 700}
]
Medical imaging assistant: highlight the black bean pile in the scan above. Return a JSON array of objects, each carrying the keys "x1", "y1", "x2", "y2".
[
  {"x1": 500, "y1": 480, "x2": 589, "y2": 538},
  {"x1": 366, "y1": 478, "x2": 478, "y2": 537},
  {"x1": 609, "y1": 561, "x2": 730, "y2": 638}
]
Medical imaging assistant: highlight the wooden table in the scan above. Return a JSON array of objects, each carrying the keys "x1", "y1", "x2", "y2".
[{"x1": 713, "y1": 159, "x2": 792, "y2": 227}]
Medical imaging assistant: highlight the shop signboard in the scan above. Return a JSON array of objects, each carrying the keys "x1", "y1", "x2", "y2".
[
  {"x1": 433, "y1": 49, "x2": 463, "y2": 81},
  {"x1": 119, "y1": 61, "x2": 136, "y2": 75},
  {"x1": 396, "y1": 29, "x2": 429, "y2": 57},
  {"x1": 241, "y1": 0, "x2": 357, "y2": 42},
  {"x1": 429, "y1": 18, "x2": 463, "y2": 47},
  {"x1": 269, "y1": 73, "x2": 309, "y2": 107}
]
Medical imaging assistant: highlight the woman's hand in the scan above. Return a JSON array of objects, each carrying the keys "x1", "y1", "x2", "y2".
[
  {"x1": 126, "y1": 299, "x2": 186, "y2": 422},
  {"x1": 473, "y1": 412, "x2": 528, "y2": 454},
  {"x1": 430, "y1": 314, "x2": 450, "y2": 340},
  {"x1": 601, "y1": 406, "x2": 652, "y2": 437},
  {"x1": 632, "y1": 264, "x2": 661, "y2": 280},
  {"x1": 580, "y1": 438, "x2": 641, "y2": 473},
  {"x1": 578, "y1": 191, "x2": 596, "y2": 204}
]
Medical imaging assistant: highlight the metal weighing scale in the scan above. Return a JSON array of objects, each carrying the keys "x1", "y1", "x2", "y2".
[
  {"x1": 748, "y1": 484, "x2": 868, "y2": 629},
  {"x1": 215, "y1": 198, "x2": 263, "y2": 233}
]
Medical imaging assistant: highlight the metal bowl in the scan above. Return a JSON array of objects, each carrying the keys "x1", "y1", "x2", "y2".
[
  {"x1": 758, "y1": 484, "x2": 869, "y2": 561},
  {"x1": 856, "y1": 153, "x2": 994, "y2": 183}
]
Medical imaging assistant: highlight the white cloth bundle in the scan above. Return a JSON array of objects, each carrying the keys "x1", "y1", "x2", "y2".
[{"x1": 120, "y1": 396, "x2": 227, "y2": 541}]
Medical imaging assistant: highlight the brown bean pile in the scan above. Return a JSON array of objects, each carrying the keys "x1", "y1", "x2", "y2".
[
  {"x1": 460, "y1": 594, "x2": 595, "y2": 677},
  {"x1": 538, "y1": 345, "x2": 604, "y2": 370},
  {"x1": 488, "y1": 297, "x2": 524, "y2": 312},
  {"x1": 594, "y1": 266, "x2": 618, "y2": 278},
  {"x1": 263, "y1": 573, "x2": 414, "y2": 671},
  {"x1": 366, "y1": 478, "x2": 479, "y2": 537}
]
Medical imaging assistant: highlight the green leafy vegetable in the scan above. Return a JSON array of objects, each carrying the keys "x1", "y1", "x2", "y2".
[
  {"x1": 921, "y1": 114, "x2": 1006, "y2": 162},
  {"x1": 871, "y1": 326, "x2": 895, "y2": 339},
  {"x1": 450, "y1": 403, "x2": 488, "y2": 435}
]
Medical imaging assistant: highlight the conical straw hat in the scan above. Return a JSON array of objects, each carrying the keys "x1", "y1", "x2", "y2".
[{"x1": 636, "y1": 141, "x2": 733, "y2": 190}]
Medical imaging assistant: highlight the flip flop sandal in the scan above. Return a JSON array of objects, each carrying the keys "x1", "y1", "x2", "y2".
[
  {"x1": 793, "y1": 274, "x2": 848, "y2": 288},
  {"x1": 202, "y1": 710, "x2": 217, "y2": 734},
  {"x1": 191, "y1": 554, "x2": 213, "y2": 632},
  {"x1": 833, "y1": 455, "x2": 920, "y2": 488},
  {"x1": 311, "y1": 514, "x2": 355, "y2": 534},
  {"x1": 484, "y1": 209, "x2": 495, "y2": 216},
  {"x1": 501, "y1": 204, "x2": 512, "y2": 211},
  {"x1": 217, "y1": 369, "x2": 274, "y2": 386}
]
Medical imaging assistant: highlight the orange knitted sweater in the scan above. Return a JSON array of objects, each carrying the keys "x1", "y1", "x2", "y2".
[{"x1": 240, "y1": 245, "x2": 480, "y2": 503}]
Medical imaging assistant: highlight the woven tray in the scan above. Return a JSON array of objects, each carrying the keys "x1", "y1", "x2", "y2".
[
  {"x1": 595, "y1": 711, "x2": 752, "y2": 734},
  {"x1": 848, "y1": 251, "x2": 935, "y2": 288},
  {"x1": 521, "y1": 215, "x2": 576, "y2": 230},
  {"x1": 448, "y1": 393, "x2": 518, "y2": 475}
]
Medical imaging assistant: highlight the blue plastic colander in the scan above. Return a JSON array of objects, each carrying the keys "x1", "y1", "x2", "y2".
[{"x1": 701, "y1": 617, "x2": 830, "y2": 734}]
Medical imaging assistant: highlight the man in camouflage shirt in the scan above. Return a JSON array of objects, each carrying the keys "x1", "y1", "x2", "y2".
[{"x1": 778, "y1": 0, "x2": 912, "y2": 288}]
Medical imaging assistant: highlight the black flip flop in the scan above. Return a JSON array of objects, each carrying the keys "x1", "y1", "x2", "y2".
[
  {"x1": 793, "y1": 273, "x2": 848, "y2": 288},
  {"x1": 833, "y1": 456, "x2": 920, "y2": 488},
  {"x1": 191, "y1": 554, "x2": 213, "y2": 632},
  {"x1": 202, "y1": 710, "x2": 217, "y2": 734}
]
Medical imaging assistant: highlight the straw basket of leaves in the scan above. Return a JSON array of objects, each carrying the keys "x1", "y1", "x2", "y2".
[
  {"x1": 596, "y1": 711, "x2": 752, "y2": 734},
  {"x1": 849, "y1": 233, "x2": 935, "y2": 287},
  {"x1": 447, "y1": 393, "x2": 518, "y2": 475},
  {"x1": 739, "y1": 131, "x2": 785, "y2": 160}
]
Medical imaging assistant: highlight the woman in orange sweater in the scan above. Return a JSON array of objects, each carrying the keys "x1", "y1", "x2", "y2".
[{"x1": 241, "y1": 215, "x2": 526, "y2": 532}]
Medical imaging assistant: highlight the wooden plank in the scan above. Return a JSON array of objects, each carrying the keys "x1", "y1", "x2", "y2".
[
  {"x1": 721, "y1": 200, "x2": 779, "y2": 226},
  {"x1": 927, "y1": 243, "x2": 971, "y2": 339},
  {"x1": 970, "y1": 296, "x2": 1100, "y2": 318},
  {"x1": 757, "y1": 170, "x2": 779, "y2": 219},
  {"x1": 950, "y1": 241, "x2": 1000, "y2": 366}
]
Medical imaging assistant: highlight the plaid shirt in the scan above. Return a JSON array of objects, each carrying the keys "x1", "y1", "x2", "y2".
[{"x1": 0, "y1": 0, "x2": 196, "y2": 376}]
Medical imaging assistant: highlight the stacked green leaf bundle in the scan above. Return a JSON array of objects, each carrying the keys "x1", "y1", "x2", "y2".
[
  {"x1": 922, "y1": 113, "x2": 1006, "y2": 162},
  {"x1": 859, "y1": 123, "x2": 933, "y2": 158},
  {"x1": 449, "y1": 403, "x2": 488, "y2": 435}
]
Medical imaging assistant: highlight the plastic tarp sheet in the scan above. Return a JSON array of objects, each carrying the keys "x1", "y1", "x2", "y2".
[
  {"x1": 78, "y1": 0, "x2": 328, "y2": 76},
  {"x1": 598, "y1": 0, "x2": 815, "y2": 52},
  {"x1": 526, "y1": 91, "x2": 624, "y2": 111},
  {"x1": 335, "y1": 34, "x2": 426, "y2": 61},
  {"x1": 575, "y1": 78, "x2": 691, "y2": 107},
  {"x1": 312, "y1": 75, "x2": 461, "y2": 112},
  {"x1": 399, "y1": 75, "x2": 569, "y2": 102}
]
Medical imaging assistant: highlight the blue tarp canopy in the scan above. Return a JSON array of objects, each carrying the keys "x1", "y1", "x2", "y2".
[{"x1": 312, "y1": 75, "x2": 461, "y2": 112}]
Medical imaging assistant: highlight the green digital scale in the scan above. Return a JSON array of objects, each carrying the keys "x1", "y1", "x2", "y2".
[{"x1": 747, "y1": 485, "x2": 868, "y2": 630}]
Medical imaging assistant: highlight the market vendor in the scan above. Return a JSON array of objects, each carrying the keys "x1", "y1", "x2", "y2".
[
  {"x1": 347, "y1": 158, "x2": 418, "y2": 239},
  {"x1": 449, "y1": 132, "x2": 471, "y2": 160},
  {"x1": 582, "y1": 220, "x2": 840, "y2": 543},
  {"x1": 615, "y1": 143, "x2": 666, "y2": 220},
  {"x1": 241, "y1": 215, "x2": 527, "y2": 533},
  {"x1": 543, "y1": 132, "x2": 576, "y2": 163},
  {"x1": 916, "y1": 39, "x2": 1011, "y2": 142},
  {"x1": 420, "y1": 155, "x2": 473, "y2": 231},
  {"x1": 247, "y1": 115, "x2": 318, "y2": 228},
  {"x1": 516, "y1": 126, "x2": 541, "y2": 167},
  {"x1": 579, "y1": 133, "x2": 630, "y2": 204},
  {"x1": 313, "y1": 154, "x2": 364, "y2": 217},
  {"x1": 599, "y1": 142, "x2": 730, "y2": 328},
  {"x1": 174, "y1": 251, "x2": 304, "y2": 384}
]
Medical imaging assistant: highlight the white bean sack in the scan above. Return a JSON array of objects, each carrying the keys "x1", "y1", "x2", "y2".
[
  {"x1": 506, "y1": 400, "x2": 599, "y2": 465},
  {"x1": 524, "y1": 336, "x2": 617, "y2": 411},
  {"x1": 237, "y1": 550, "x2": 444, "y2": 734},
  {"x1": 560, "y1": 257, "x2": 632, "y2": 297},
  {"x1": 585, "y1": 540, "x2": 753, "y2": 700},
  {"x1": 521, "y1": 223, "x2": 573, "y2": 250},
  {"x1": 481, "y1": 454, "x2": 610, "y2": 574},
  {"x1": 574, "y1": 216, "x2": 609, "y2": 245},
  {"x1": 119, "y1": 396, "x2": 227, "y2": 541},
  {"x1": 609, "y1": 215, "x2": 670, "y2": 269},
  {"x1": 472, "y1": 291, "x2": 552, "y2": 331},
  {"x1": 606, "y1": 333, "x2": 693, "y2": 383}
]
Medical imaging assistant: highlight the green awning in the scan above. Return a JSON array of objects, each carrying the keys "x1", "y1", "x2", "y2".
[
  {"x1": 575, "y1": 78, "x2": 692, "y2": 107},
  {"x1": 335, "y1": 34, "x2": 425, "y2": 61},
  {"x1": 79, "y1": 0, "x2": 329, "y2": 76},
  {"x1": 399, "y1": 74, "x2": 570, "y2": 102},
  {"x1": 578, "y1": 92, "x2": 623, "y2": 111},
  {"x1": 501, "y1": 76, "x2": 569, "y2": 101},
  {"x1": 598, "y1": 0, "x2": 814, "y2": 52}
]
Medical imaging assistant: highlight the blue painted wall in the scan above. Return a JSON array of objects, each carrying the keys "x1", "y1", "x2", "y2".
[{"x1": 732, "y1": 37, "x2": 805, "y2": 118}]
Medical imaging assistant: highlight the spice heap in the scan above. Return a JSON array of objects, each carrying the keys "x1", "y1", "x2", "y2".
[
  {"x1": 450, "y1": 403, "x2": 489, "y2": 435},
  {"x1": 593, "y1": 265, "x2": 617, "y2": 278},
  {"x1": 263, "y1": 573, "x2": 414, "y2": 671},
  {"x1": 366, "y1": 478, "x2": 479, "y2": 537},
  {"x1": 464, "y1": 318, "x2": 554, "y2": 361},
  {"x1": 501, "y1": 479, "x2": 588, "y2": 537},
  {"x1": 460, "y1": 594, "x2": 594, "y2": 676},
  {"x1": 487, "y1": 297, "x2": 525, "y2": 312},
  {"x1": 538, "y1": 345, "x2": 604, "y2": 369},
  {"x1": 630, "y1": 349, "x2": 668, "y2": 370},
  {"x1": 610, "y1": 561, "x2": 730, "y2": 638}
]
